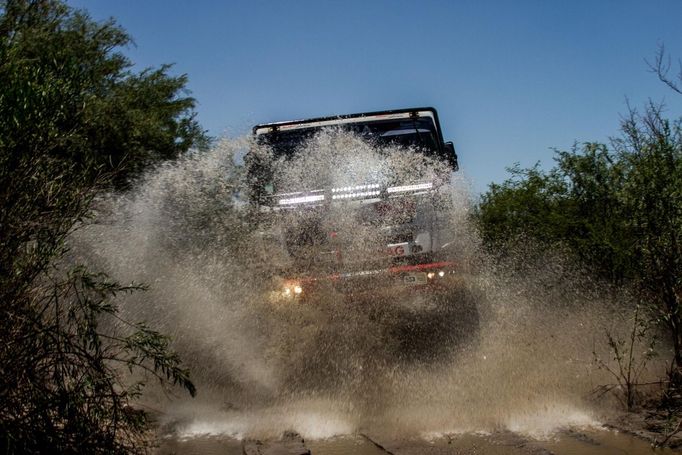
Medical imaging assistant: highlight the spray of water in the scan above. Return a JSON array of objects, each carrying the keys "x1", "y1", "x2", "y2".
[{"x1": 74, "y1": 130, "x2": 657, "y2": 441}]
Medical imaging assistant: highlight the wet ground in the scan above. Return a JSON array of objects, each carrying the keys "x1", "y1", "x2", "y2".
[{"x1": 157, "y1": 428, "x2": 676, "y2": 454}]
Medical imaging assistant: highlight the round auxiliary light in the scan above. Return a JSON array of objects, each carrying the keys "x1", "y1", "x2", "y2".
[
  {"x1": 294, "y1": 285, "x2": 303, "y2": 294},
  {"x1": 438, "y1": 271, "x2": 445, "y2": 277},
  {"x1": 427, "y1": 272, "x2": 435, "y2": 279}
]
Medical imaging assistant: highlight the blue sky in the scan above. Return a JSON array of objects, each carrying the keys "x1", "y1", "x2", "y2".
[{"x1": 69, "y1": 0, "x2": 682, "y2": 193}]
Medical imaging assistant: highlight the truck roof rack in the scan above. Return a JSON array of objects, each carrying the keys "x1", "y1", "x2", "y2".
[{"x1": 252, "y1": 107, "x2": 445, "y2": 147}]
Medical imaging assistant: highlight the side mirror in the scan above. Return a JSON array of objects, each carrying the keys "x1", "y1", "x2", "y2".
[{"x1": 444, "y1": 141, "x2": 458, "y2": 171}]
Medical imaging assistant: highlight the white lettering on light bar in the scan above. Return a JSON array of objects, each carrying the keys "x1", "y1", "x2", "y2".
[
  {"x1": 278, "y1": 194, "x2": 325, "y2": 205},
  {"x1": 386, "y1": 182, "x2": 433, "y2": 193}
]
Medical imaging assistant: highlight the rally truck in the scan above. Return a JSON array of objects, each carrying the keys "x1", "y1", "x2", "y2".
[
  {"x1": 245, "y1": 107, "x2": 476, "y2": 363},
  {"x1": 246, "y1": 107, "x2": 461, "y2": 296}
]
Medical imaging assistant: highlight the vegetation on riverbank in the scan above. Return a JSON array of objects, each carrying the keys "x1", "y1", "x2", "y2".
[
  {"x1": 474, "y1": 47, "x2": 682, "y2": 445},
  {"x1": 0, "y1": 0, "x2": 207, "y2": 452}
]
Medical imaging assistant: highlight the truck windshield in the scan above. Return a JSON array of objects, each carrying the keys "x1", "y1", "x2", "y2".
[{"x1": 256, "y1": 117, "x2": 441, "y2": 159}]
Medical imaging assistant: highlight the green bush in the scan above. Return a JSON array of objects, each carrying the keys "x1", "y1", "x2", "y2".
[
  {"x1": 475, "y1": 102, "x2": 682, "y2": 380},
  {"x1": 0, "y1": 0, "x2": 206, "y2": 452}
]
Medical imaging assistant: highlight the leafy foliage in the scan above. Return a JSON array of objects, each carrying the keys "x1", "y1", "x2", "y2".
[
  {"x1": 0, "y1": 0, "x2": 204, "y2": 452},
  {"x1": 475, "y1": 102, "x2": 682, "y2": 382},
  {"x1": 1, "y1": 268, "x2": 195, "y2": 454},
  {"x1": 0, "y1": 0, "x2": 208, "y2": 189}
]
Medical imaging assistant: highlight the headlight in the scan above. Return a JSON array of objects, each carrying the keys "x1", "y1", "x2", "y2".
[
  {"x1": 281, "y1": 283, "x2": 303, "y2": 298},
  {"x1": 269, "y1": 281, "x2": 304, "y2": 303}
]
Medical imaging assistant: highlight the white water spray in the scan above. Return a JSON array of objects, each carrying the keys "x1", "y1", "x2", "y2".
[{"x1": 75, "y1": 131, "x2": 648, "y2": 441}]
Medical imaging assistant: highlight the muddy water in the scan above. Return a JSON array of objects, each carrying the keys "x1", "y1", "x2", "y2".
[
  {"x1": 76, "y1": 133, "x2": 672, "y2": 453},
  {"x1": 157, "y1": 429, "x2": 673, "y2": 454}
]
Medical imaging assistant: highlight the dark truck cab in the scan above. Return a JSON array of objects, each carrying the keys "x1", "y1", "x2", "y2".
[{"x1": 246, "y1": 107, "x2": 461, "y2": 300}]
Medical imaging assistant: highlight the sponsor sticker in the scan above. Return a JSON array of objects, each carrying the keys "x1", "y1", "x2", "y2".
[{"x1": 386, "y1": 242, "x2": 410, "y2": 257}]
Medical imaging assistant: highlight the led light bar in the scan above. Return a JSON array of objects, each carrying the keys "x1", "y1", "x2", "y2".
[
  {"x1": 331, "y1": 183, "x2": 381, "y2": 193},
  {"x1": 386, "y1": 182, "x2": 433, "y2": 193},
  {"x1": 276, "y1": 181, "x2": 432, "y2": 204},
  {"x1": 332, "y1": 190, "x2": 381, "y2": 200},
  {"x1": 278, "y1": 194, "x2": 325, "y2": 205},
  {"x1": 254, "y1": 110, "x2": 436, "y2": 135}
]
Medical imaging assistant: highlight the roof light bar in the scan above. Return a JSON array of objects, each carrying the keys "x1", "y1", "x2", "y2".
[
  {"x1": 278, "y1": 194, "x2": 325, "y2": 205},
  {"x1": 254, "y1": 110, "x2": 436, "y2": 135},
  {"x1": 332, "y1": 190, "x2": 381, "y2": 200},
  {"x1": 386, "y1": 182, "x2": 433, "y2": 193},
  {"x1": 276, "y1": 181, "x2": 433, "y2": 205},
  {"x1": 331, "y1": 183, "x2": 381, "y2": 193}
]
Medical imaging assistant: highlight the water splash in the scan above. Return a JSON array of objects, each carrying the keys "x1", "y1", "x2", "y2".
[{"x1": 74, "y1": 130, "x2": 650, "y2": 441}]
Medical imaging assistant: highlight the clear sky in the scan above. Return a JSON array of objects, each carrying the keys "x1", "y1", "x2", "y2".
[{"x1": 68, "y1": 0, "x2": 682, "y2": 193}]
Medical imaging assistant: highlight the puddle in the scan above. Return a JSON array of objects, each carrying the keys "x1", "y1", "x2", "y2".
[{"x1": 156, "y1": 428, "x2": 675, "y2": 454}]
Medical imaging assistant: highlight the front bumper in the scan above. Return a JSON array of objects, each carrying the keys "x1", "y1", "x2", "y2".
[{"x1": 270, "y1": 260, "x2": 462, "y2": 302}]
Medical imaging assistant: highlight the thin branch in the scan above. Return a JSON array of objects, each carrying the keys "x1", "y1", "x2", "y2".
[{"x1": 647, "y1": 43, "x2": 682, "y2": 96}]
